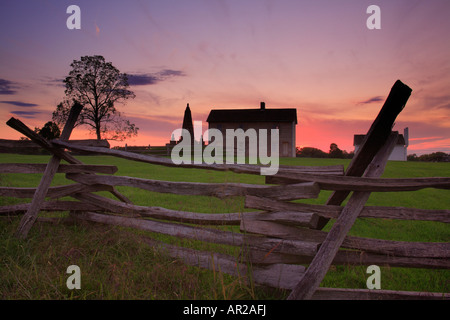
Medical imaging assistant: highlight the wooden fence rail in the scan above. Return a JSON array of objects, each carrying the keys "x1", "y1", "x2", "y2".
[
  {"x1": 1, "y1": 80, "x2": 449, "y2": 299},
  {"x1": 0, "y1": 163, "x2": 117, "y2": 174},
  {"x1": 2, "y1": 151, "x2": 448, "y2": 297}
]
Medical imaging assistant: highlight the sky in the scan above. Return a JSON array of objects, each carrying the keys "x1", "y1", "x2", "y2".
[{"x1": 0, "y1": 0, "x2": 449, "y2": 155}]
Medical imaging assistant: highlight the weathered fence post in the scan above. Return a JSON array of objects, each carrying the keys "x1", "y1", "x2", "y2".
[
  {"x1": 287, "y1": 131, "x2": 401, "y2": 300},
  {"x1": 316, "y1": 80, "x2": 412, "y2": 229},
  {"x1": 14, "y1": 103, "x2": 83, "y2": 239},
  {"x1": 288, "y1": 80, "x2": 413, "y2": 299}
]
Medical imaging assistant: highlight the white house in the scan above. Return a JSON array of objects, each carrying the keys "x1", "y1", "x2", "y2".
[{"x1": 354, "y1": 127, "x2": 409, "y2": 161}]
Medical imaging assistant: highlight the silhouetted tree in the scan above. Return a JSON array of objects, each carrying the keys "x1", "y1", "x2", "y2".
[
  {"x1": 52, "y1": 55, "x2": 138, "y2": 141},
  {"x1": 329, "y1": 143, "x2": 344, "y2": 158},
  {"x1": 34, "y1": 121, "x2": 61, "y2": 140}
]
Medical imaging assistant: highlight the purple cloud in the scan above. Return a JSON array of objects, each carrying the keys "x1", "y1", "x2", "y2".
[
  {"x1": 127, "y1": 69, "x2": 186, "y2": 86},
  {"x1": 0, "y1": 79, "x2": 17, "y2": 95},
  {"x1": 10, "y1": 110, "x2": 40, "y2": 118},
  {"x1": 127, "y1": 74, "x2": 159, "y2": 86},
  {"x1": 43, "y1": 77, "x2": 65, "y2": 88},
  {"x1": 358, "y1": 96, "x2": 384, "y2": 105},
  {"x1": 1, "y1": 101, "x2": 39, "y2": 107}
]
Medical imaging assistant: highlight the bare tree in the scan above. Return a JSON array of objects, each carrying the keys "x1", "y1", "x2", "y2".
[{"x1": 53, "y1": 55, "x2": 138, "y2": 141}]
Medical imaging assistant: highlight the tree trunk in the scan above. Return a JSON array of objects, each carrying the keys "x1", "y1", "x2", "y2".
[{"x1": 95, "y1": 122, "x2": 101, "y2": 140}]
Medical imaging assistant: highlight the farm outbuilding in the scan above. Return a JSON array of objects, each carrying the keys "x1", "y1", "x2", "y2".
[{"x1": 354, "y1": 127, "x2": 409, "y2": 161}]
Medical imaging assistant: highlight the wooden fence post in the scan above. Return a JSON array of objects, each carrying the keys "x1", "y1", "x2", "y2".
[
  {"x1": 287, "y1": 132, "x2": 400, "y2": 300},
  {"x1": 14, "y1": 103, "x2": 83, "y2": 239},
  {"x1": 6, "y1": 119, "x2": 82, "y2": 165},
  {"x1": 315, "y1": 80, "x2": 412, "y2": 229},
  {"x1": 7, "y1": 112, "x2": 132, "y2": 207}
]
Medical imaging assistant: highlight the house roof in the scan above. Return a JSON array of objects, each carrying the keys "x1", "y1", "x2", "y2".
[
  {"x1": 207, "y1": 106, "x2": 298, "y2": 124},
  {"x1": 354, "y1": 134, "x2": 406, "y2": 146}
]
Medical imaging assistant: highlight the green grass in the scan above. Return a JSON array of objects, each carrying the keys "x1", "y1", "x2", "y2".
[{"x1": 0, "y1": 153, "x2": 449, "y2": 299}]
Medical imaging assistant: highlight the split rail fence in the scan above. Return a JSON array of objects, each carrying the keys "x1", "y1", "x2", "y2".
[{"x1": 1, "y1": 81, "x2": 449, "y2": 299}]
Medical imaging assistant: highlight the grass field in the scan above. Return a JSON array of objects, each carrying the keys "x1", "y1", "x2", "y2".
[{"x1": 0, "y1": 153, "x2": 449, "y2": 299}]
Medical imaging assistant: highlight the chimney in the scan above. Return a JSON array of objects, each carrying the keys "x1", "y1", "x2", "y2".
[
  {"x1": 260, "y1": 102, "x2": 265, "y2": 110},
  {"x1": 404, "y1": 127, "x2": 409, "y2": 147}
]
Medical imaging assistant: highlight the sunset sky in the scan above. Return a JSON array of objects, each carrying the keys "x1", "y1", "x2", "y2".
[{"x1": 1, "y1": 0, "x2": 449, "y2": 155}]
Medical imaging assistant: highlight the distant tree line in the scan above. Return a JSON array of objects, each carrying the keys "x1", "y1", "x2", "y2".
[
  {"x1": 296, "y1": 143, "x2": 354, "y2": 159},
  {"x1": 296, "y1": 143, "x2": 449, "y2": 162},
  {"x1": 407, "y1": 152, "x2": 449, "y2": 162}
]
